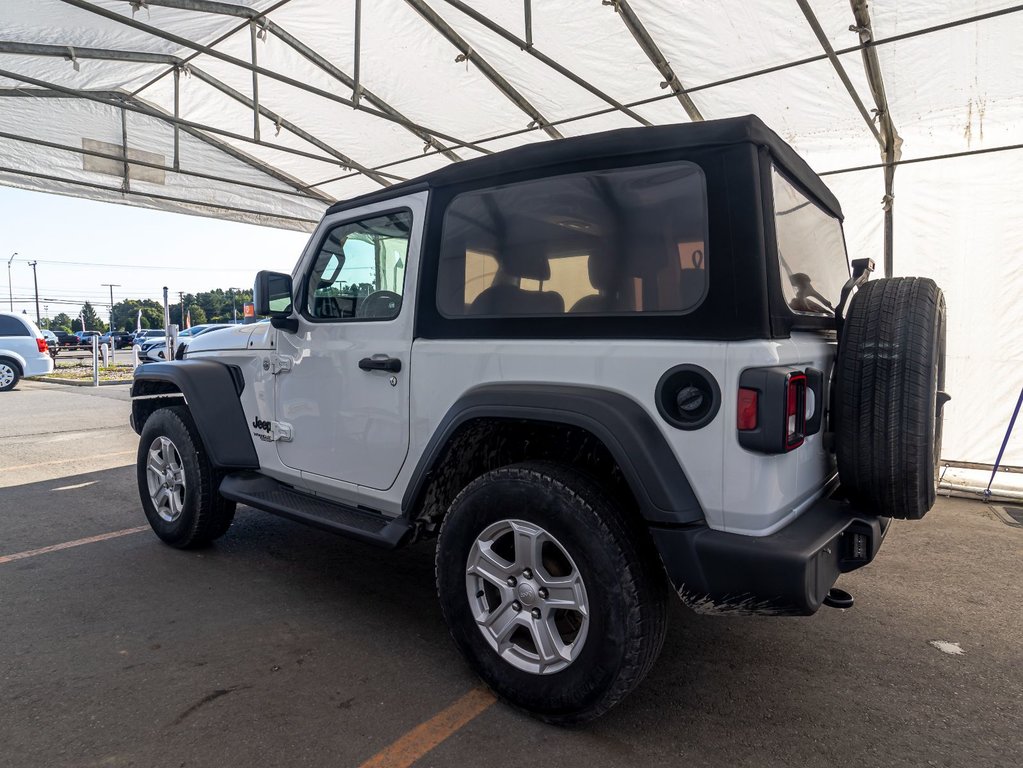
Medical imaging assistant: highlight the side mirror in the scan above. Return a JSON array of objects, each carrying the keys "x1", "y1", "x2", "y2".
[
  {"x1": 254, "y1": 270, "x2": 294, "y2": 317},
  {"x1": 254, "y1": 271, "x2": 298, "y2": 332}
]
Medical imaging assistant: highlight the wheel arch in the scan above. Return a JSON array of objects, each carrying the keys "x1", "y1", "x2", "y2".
[
  {"x1": 131, "y1": 360, "x2": 258, "y2": 470},
  {"x1": 0, "y1": 352, "x2": 27, "y2": 375},
  {"x1": 402, "y1": 383, "x2": 704, "y2": 530}
]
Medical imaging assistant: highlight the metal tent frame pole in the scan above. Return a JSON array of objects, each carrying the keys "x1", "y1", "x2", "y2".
[
  {"x1": 605, "y1": 0, "x2": 703, "y2": 121},
  {"x1": 61, "y1": 0, "x2": 485, "y2": 157},
  {"x1": 441, "y1": 0, "x2": 651, "y2": 126},
  {"x1": 0, "y1": 129, "x2": 330, "y2": 201},
  {"x1": 0, "y1": 165, "x2": 320, "y2": 227},
  {"x1": 851, "y1": 0, "x2": 901, "y2": 278},
  {"x1": 403, "y1": 0, "x2": 563, "y2": 139}
]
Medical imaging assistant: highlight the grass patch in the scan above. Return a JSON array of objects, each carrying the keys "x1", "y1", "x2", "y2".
[{"x1": 42, "y1": 361, "x2": 135, "y2": 383}]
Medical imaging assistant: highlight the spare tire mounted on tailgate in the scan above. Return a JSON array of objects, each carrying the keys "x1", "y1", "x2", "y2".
[{"x1": 835, "y1": 277, "x2": 948, "y2": 520}]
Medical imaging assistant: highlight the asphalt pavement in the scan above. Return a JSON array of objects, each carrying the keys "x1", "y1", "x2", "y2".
[{"x1": 1, "y1": 380, "x2": 1021, "y2": 767}]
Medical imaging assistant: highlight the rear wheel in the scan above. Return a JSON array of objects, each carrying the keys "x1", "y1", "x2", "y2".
[
  {"x1": 137, "y1": 406, "x2": 236, "y2": 548},
  {"x1": 0, "y1": 358, "x2": 21, "y2": 391},
  {"x1": 835, "y1": 277, "x2": 947, "y2": 519},
  {"x1": 435, "y1": 461, "x2": 668, "y2": 724}
]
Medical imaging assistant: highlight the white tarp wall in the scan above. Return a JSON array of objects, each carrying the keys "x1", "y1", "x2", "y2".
[{"x1": 0, "y1": 0, "x2": 1020, "y2": 476}]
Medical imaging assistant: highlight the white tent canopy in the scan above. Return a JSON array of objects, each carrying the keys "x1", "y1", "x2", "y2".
[{"x1": 1, "y1": 0, "x2": 1021, "y2": 475}]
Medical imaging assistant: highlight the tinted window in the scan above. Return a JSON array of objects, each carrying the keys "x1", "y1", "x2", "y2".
[
  {"x1": 307, "y1": 211, "x2": 412, "y2": 320},
  {"x1": 436, "y1": 162, "x2": 708, "y2": 318},
  {"x1": 0, "y1": 316, "x2": 30, "y2": 336},
  {"x1": 772, "y1": 167, "x2": 849, "y2": 316}
]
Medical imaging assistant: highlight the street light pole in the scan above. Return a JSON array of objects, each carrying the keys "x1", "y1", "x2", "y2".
[
  {"x1": 6, "y1": 252, "x2": 16, "y2": 311},
  {"x1": 102, "y1": 283, "x2": 120, "y2": 332},
  {"x1": 28, "y1": 260, "x2": 40, "y2": 326}
]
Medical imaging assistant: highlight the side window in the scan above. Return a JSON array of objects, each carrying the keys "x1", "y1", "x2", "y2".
[
  {"x1": 0, "y1": 316, "x2": 30, "y2": 336},
  {"x1": 306, "y1": 210, "x2": 412, "y2": 320},
  {"x1": 436, "y1": 161, "x2": 708, "y2": 318}
]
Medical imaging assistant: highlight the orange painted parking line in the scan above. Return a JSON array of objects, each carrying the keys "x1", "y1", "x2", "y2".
[
  {"x1": 1, "y1": 449, "x2": 134, "y2": 473},
  {"x1": 358, "y1": 688, "x2": 496, "y2": 768},
  {"x1": 0, "y1": 526, "x2": 149, "y2": 565}
]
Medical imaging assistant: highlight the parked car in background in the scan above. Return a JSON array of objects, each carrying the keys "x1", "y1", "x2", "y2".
[
  {"x1": 74, "y1": 330, "x2": 101, "y2": 348},
  {"x1": 39, "y1": 329, "x2": 59, "y2": 359},
  {"x1": 141, "y1": 325, "x2": 230, "y2": 362},
  {"x1": 0, "y1": 312, "x2": 54, "y2": 390},
  {"x1": 132, "y1": 329, "x2": 166, "y2": 346},
  {"x1": 52, "y1": 330, "x2": 75, "y2": 348},
  {"x1": 100, "y1": 331, "x2": 134, "y2": 349}
]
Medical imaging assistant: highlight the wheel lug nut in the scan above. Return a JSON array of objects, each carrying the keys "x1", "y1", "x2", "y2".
[
  {"x1": 531, "y1": 608, "x2": 541, "y2": 619},
  {"x1": 506, "y1": 576, "x2": 517, "y2": 587},
  {"x1": 538, "y1": 588, "x2": 548, "y2": 599},
  {"x1": 522, "y1": 568, "x2": 533, "y2": 579},
  {"x1": 512, "y1": 601, "x2": 522, "y2": 611}
]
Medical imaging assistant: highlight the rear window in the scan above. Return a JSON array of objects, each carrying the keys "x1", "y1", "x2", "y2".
[
  {"x1": 772, "y1": 167, "x2": 849, "y2": 316},
  {"x1": 436, "y1": 162, "x2": 708, "y2": 318},
  {"x1": 0, "y1": 315, "x2": 30, "y2": 336}
]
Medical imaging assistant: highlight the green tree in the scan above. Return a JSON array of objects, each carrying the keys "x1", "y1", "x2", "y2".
[
  {"x1": 50, "y1": 312, "x2": 73, "y2": 333},
  {"x1": 78, "y1": 301, "x2": 107, "y2": 333},
  {"x1": 112, "y1": 298, "x2": 164, "y2": 330},
  {"x1": 184, "y1": 303, "x2": 207, "y2": 326}
]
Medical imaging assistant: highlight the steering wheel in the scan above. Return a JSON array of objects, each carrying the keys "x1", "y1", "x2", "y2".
[{"x1": 357, "y1": 290, "x2": 402, "y2": 318}]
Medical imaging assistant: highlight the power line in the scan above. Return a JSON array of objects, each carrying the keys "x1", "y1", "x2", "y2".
[{"x1": 8, "y1": 257, "x2": 262, "y2": 273}]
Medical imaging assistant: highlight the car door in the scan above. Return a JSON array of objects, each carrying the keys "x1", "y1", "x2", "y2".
[{"x1": 274, "y1": 194, "x2": 424, "y2": 491}]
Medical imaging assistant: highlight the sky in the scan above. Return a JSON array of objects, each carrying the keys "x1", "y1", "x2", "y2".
[{"x1": 1, "y1": 185, "x2": 312, "y2": 324}]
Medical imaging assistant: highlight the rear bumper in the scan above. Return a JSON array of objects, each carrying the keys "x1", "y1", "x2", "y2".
[
  {"x1": 23, "y1": 355, "x2": 54, "y2": 377},
  {"x1": 650, "y1": 492, "x2": 889, "y2": 616}
]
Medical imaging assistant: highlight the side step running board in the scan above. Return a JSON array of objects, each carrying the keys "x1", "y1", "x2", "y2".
[{"x1": 219, "y1": 472, "x2": 412, "y2": 549}]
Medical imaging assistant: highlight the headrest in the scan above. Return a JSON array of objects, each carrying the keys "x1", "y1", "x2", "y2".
[{"x1": 500, "y1": 241, "x2": 550, "y2": 281}]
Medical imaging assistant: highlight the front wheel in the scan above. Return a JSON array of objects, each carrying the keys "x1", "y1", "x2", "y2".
[
  {"x1": 136, "y1": 406, "x2": 236, "y2": 548},
  {"x1": 435, "y1": 461, "x2": 668, "y2": 724}
]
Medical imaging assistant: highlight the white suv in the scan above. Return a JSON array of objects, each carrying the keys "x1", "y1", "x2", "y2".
[
  {"x1": 0, "y1": 312, "x2": 54, "y2": 391},
  {"x1": 129, "y1": 116, "x2": 947, "y2": 723}
]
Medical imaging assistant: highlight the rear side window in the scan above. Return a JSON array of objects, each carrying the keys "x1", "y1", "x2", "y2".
[
  {"x1": 772, "y1": 167, "x2": 849, "y2": 316},
  {"x1": 436, "y1": 162, "x2": 708, "y2": 318},
  {"x1": 0, "y1": 316, "x2": 30, "y2": 336}
]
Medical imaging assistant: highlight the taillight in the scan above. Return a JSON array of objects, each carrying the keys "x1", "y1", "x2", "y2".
[
  {"x1": 784, "y1": 372, "x2": 807, "y2": 451},
  {"x1": 36, "y1": 338, "x2": 48, "y2": 354},
  {"x1": 737, "y1": 388, "x2": 758, "y2": 430}
]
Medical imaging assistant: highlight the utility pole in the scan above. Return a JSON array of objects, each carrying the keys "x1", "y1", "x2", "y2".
[
  {"x1": 28, "y1": 260, "x2": 40, "y2": 326},
  {"x1": 178, "y1": 291, "x2": 184, "y2": 327},
  {"x1": 102, "y1": 283, "x2": 120, "y2": 332},
  {"x1": 6, "y1": 252, "x2": 16, "y2": 311}
]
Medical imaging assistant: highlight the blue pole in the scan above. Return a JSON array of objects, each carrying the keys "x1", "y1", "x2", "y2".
[{"x1": 985, "y1": 385, "x2": 1023, "y2": 499}]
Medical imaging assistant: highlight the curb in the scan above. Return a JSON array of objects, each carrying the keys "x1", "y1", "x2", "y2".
[{"x1": 31, "y1": 377, "x2": 132, "y2": 388}]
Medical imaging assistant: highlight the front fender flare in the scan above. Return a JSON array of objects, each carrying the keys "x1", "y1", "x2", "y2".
[{"x1": 131, "y1": 360, "x2": 258, "y2": 470}]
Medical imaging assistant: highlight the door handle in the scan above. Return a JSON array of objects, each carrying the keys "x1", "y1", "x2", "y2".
[{"x1": 358, "y1": 355, "x2": 401, "y2": 373}]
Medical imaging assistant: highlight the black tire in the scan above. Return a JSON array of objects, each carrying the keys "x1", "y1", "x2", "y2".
[
  {"x1": 136, "y1": 406, "x2": 236, "y2": 548},
  {"x1": 0, "y1": 357, "x2": 22, "y2": 392},
  {"x1": 835, "y1": 277, "x2": 947, "y2": 519},
  {"x1": 435, "y1": 461, "x2": 668, "y2": 725}
]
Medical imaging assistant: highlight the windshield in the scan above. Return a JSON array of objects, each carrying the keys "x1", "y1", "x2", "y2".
[{"x1": 772, "y1": 167, "x2": 849, "y2": 317}]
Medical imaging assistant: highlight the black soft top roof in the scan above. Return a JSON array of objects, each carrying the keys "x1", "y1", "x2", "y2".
[{"x1": 328, "y1": 115, "x2": 842, "y2": 219}]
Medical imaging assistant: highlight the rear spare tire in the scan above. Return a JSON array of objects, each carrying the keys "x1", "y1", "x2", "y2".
[{"x1": 835, "y1": 277, "x2": 947, "y2": 519}]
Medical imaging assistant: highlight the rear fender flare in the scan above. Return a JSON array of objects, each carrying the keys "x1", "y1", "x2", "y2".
[{"x1": 402, "y1": 383, "x2": 704, "y2": 525}]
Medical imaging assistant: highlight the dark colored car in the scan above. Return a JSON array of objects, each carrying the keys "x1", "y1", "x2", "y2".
[
  {"x1": 52, "y1": 330, "x2": 75, "y2": 348},
  {"x1": 99, "y1": 331, "x2": 134, "y2": 349}
]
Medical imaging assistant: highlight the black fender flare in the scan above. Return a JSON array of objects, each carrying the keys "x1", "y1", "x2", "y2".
[
  {"x1": 402, "y1": 383, "x2": 704, "y2": 525},
  {"x1": 131, "y1": 360, "x2": 259, "y2": 470}
]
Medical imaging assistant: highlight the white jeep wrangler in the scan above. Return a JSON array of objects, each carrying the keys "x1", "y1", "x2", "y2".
[{"x1": 131, "y1": 115, "x2": 947, "y2": 724}]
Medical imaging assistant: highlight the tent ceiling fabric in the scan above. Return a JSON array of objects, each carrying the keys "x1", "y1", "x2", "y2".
[{"x1": 1, "y1": 0, "x2": 1021, "y2": 470}]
